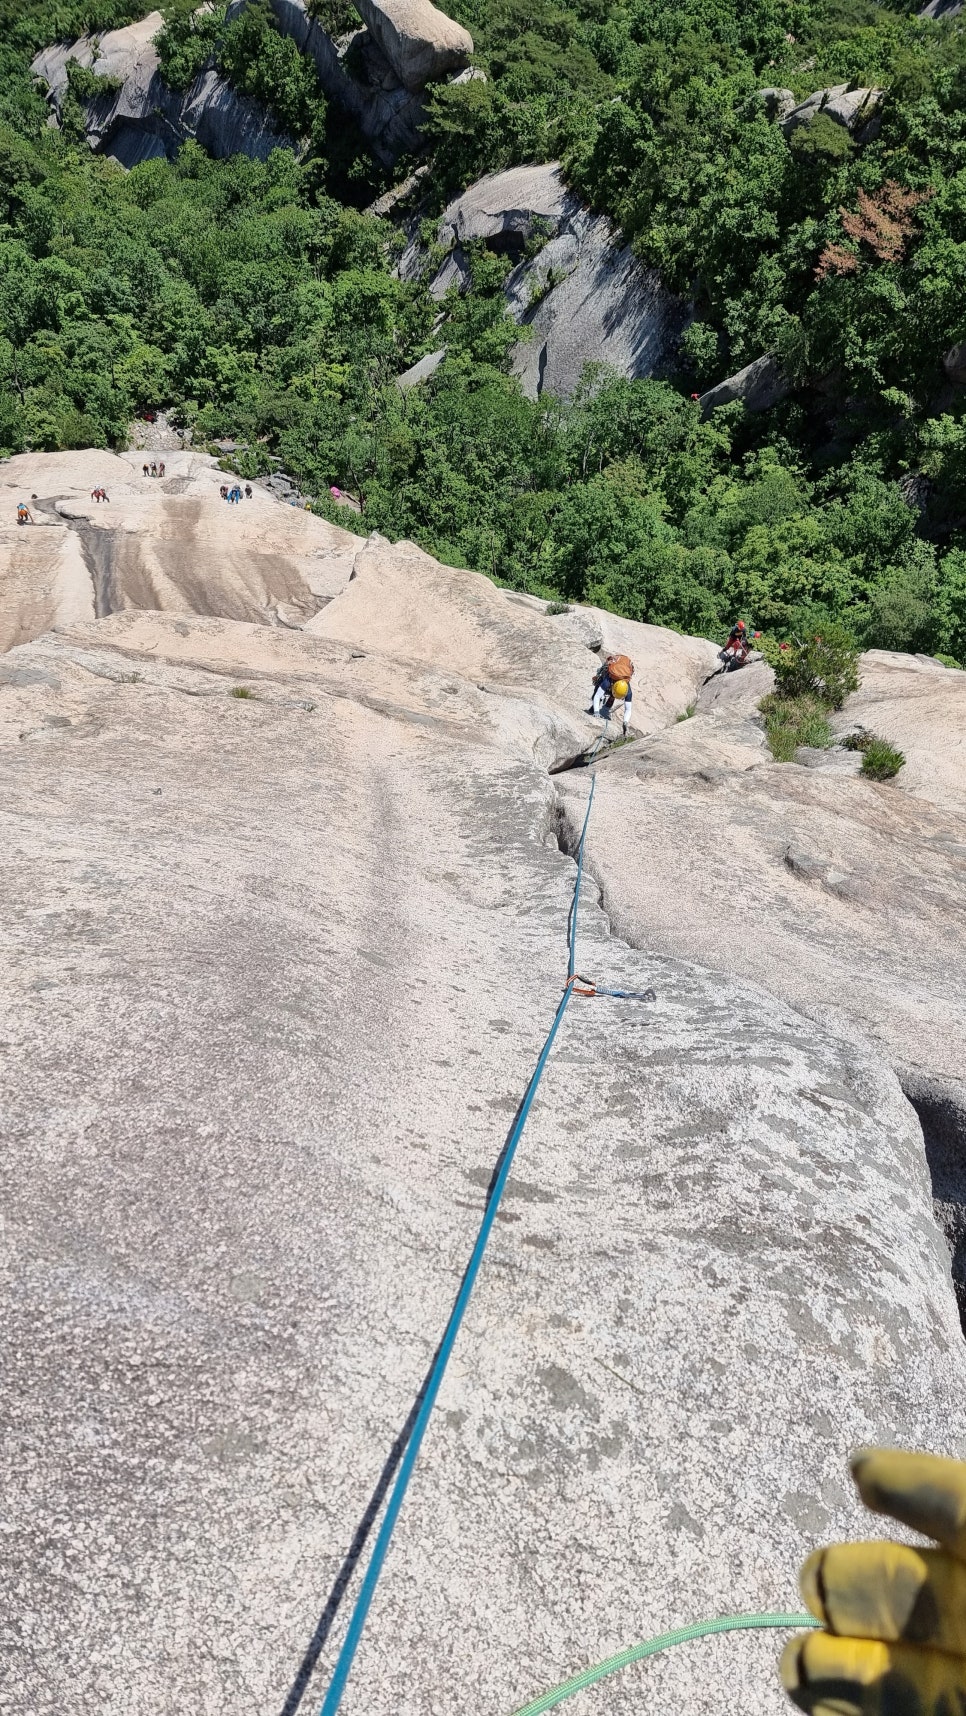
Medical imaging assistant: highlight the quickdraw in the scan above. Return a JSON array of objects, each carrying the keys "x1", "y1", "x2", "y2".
[{"x1": 566, "y1": 973, "x2": 657, "y2": 1002}]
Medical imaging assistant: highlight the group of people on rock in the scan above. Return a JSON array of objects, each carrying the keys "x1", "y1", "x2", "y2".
[
  {"x1": 142, "y1": 460, "x2": 165, "y2": 478},
  {"x1": 220, "y1": 484, "x2": 253, "y2": 503},
  {"x1": 585, "y1": 621, "x2": 760, "y2": 737},
  {"x1": 90, "y1": 487, "x2": 109, "y2": 503}
]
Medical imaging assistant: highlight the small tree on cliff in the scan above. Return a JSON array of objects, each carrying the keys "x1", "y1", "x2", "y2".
[{"x1": 759, "y1": 622, "x2": 860, "y2": 709}]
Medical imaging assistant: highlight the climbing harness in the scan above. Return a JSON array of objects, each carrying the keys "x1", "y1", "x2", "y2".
[{"x1": 509, "y1": 1613, "x2": 821, "y2": 1715}]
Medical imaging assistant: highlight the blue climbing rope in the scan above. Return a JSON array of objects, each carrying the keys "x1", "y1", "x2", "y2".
[{"x1": 318, "y1": 765, "x2": 601, "y2": 1716}]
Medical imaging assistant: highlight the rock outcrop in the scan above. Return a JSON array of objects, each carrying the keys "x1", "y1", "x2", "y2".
[
  {"x1": 400, "y1": 163, "x2": 690, "y2": 399},
  {"x1": 395, "y1": 346, "x2": 448, "y2": 389},
  {"x1": 563, "y1": 650, "x2": 966, "y2": 1300},
  {"x1": 354, "y1": 0, "x2": 473, "y2": 90},
  {"x1": 699, "y1": 352, "x2": 790, "y2": 415},
  {"x1": 944, "y1": 341, "x2": 966, "y2": 383},
  {"x1": 31, "y1": 0, "x2": 473, "y2": 167},
  {"x1": 259, "y1": 0, "x2": 431, "y2": 160},
  {"x1": 2, "y1": 449, "x2": 966, "y2": 1716},
  {"x1": 33, "y1": 12, "x2": 292, "y2": 166},
  {"x1": 758, "y1": 82, "x2": 885, "y2": 143},
  {"x1": 759, "y1": 86, "x2": 797, "y2": 120}
]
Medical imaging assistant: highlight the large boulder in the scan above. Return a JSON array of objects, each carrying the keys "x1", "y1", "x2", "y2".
[
  {"x1": 32, "y1": 12, "x2": 291, "y2": 165},
  {"x1": 31, "y1": 0, "x2": 436, "y2": 168},
  {"x1": 2, "y1": 449, "x2": 966, "y2": 1716},
  {"x1": 780, "y1": 82, "x2": 885, "y2": 142},
  {"x1": 260, "y1": 0, "x2": 429, "y2": 160},
  {"x1": 401, "y1": 163, "x2": 690, "y2": 399},
  {"x1": 698, "y1": 352, "x2": 790, "y2": 414},
  {"x1": 353, "y1": 0, "x2": 473, "y2": 90},
  {"x1": 758, "y1": 86, "x2": 796, "y2": 119}
]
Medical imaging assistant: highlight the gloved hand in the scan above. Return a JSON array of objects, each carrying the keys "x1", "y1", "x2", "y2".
[{"x1": 782, "y1": 1449, "x2": 966, "y2": 1716}]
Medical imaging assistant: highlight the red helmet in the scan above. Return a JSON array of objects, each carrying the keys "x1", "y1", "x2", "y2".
[{"x1": 737, "y1": 620, "x2": 746, "y2": 631}]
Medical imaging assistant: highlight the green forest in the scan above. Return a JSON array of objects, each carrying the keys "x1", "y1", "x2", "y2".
[{"x1": 2, "y1": 0, "x2": 966, "y2": 654}]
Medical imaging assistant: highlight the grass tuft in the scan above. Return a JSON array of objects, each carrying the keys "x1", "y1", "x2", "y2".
[
  {"x1": 861, "y1": 738, "x2": 905, "y2": 780},
  {"x1": 760, "y1": 692, "x2": 833, "y2": 759},
  {"x1": 229, "y1": 685, "x2": 256, "y2": 699}
]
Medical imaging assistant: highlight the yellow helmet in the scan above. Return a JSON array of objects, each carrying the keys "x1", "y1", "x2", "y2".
[{"x1": 611, "y1": 678, "x2": 629, "y2": 699}]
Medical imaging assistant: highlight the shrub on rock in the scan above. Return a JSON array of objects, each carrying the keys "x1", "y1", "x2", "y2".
[
  {"x1": 861, "y1": 738, "x2": 906, "y2": 781},
  {"x1": 760, "y1": 623, "x2": 860, "y2": 709}
]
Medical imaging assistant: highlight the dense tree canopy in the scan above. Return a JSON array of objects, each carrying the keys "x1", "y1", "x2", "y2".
[{"x1": 0, "y1": 0, "x2": 965, "y2": 656}]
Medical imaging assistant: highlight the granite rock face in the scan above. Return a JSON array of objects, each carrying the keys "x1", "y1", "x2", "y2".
[
  {"x1": 2, "y1": 451, "x2": 965, "y2": 1716},
  {"x1": 566, "y1": 646, "x2": 966, "y2": 1285},
  {"x1": 401, "y1": 163, "x2": 690, "y2": 398},
  {"x1": 260, "y1": 0, "x2": 430, "y2": 159},
  {"x1": 780, "y1": 82, "x2": 885, "y2": 141},
  {"x1": 30, "y1": 0, "x2": 441, "y2": 167},
  {"x1": 33, "y1": 12, "x2": 292, "y2": 165},
  {"x1": 354, "y1": 0, "x2": 473, "y2": 90},
  {"x1": 699, "y1": 352, "x2": 791, "y2": 415}
]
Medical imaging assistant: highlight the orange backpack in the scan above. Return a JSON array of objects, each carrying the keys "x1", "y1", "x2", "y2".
[{"x1": 607, "y1": 653, "x2": 634, "y2": 684}]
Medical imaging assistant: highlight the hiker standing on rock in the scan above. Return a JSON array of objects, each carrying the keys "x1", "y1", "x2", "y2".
[
  {"x1": 158, "y1": 460, "x2": 165, "y2": 478},
  {"x1": 587, "y1": 652, "x2": 634, "y2": 736}
]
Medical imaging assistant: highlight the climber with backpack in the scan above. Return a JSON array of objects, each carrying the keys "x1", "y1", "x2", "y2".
[
  {"x1": 16, "y1": 502, "x2": 34, "y2": 525},
  {"x1": 718, "y1": 619, "x2": 762, "y2": 672},
  {"x1": 587, "y1": 652, "x2": 634, "y2": 735}
]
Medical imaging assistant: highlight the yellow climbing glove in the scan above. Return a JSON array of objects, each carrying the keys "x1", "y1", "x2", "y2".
[{"x1": 782, "y1": 1449, "x2": 966, "y2": 1716}]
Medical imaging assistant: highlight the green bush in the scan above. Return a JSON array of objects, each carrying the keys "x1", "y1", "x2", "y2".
[
  {"x1": 65, "y1": 61, "x2": 123, "y2": 102},
  {"x1": 679, "y1": 321, "x2": 722, "y2": 386},
  {"x1": 788, "y1": 112, "x2": 853, "y2": 162},
  {"x1": 861, "y1": 738, "x2": 905, "y2": 781},
  {"x1": 760, "y1": 692, "x2": 834, "y2": 760},
  {"x1": 759, "y1": 624, "x2": 860, "y2": 710},
  {"x1": 156, "y1": 3, "x2": 228, "y2": 90}
]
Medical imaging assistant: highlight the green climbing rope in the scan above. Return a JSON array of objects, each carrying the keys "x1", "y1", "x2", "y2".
[{"x1": 510, "y1": 1612, "x2": 820, "y2": 1715}]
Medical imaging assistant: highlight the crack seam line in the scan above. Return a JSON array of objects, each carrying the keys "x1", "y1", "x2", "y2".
[{"x1": 314, "y1": 764, "x2": 600, "y2": 1716}]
